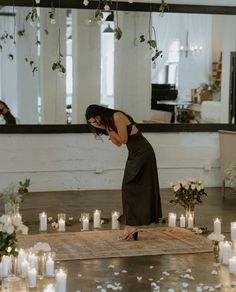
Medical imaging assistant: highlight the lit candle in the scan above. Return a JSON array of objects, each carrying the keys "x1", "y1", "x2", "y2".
[
  {"x1": 55, "y1": 269, "x2": 67, "y2": 292},
  {"x1": 21, "y1": 259, "x2": 29, "y2": 278},
  {"x1": 93, "y1": 209, "x2": 101, "y2": 229},
  {"x1": 168, "y1": 213, "x2": 176, "y2": 227},
  {"x1": 44, "y1": 284, "x2": 55, "y2": 292},
  {"x1": 1, "y1": 255, "x2": 9, "y2": 277},
  {"x1": 214, "y1": 218, "x2": 221, "y2": 235},
  {"x1": 112, "y1": 211, "x2": 120, "y2": 230},
  {"x1": 82, "y1": 217, "x2": 89, "y2": 230},
  {"x1": 28, "y1": 267, "x2": 37, "y2": 288},
  {"x1": 222, "y1": 241, "x2": 232, "y2": 265},
  {"x1": 180, "y1": 214, "x2": 186, "y2": 228},
  {"x1": 231, "y1": 222, "x2": 236, "y2": 241},
  {"x1": 229, "y1": 256, "x2": 236, "y2": 274},
  {"x1": 58, "y1": 218, "x2": 65, "y2": 232},
  {"x1": 46, "y1": 256, "x2": 55, "y2": 277},
  {"x1": 39, "y1": 212, "x2": 47, "y2": 232},
  {"x1": 187, "y1": 214, "x2": 194, "y2": 229},
  {"x1": 17, "y1": 248, "x2": 25, "y2": 274}
]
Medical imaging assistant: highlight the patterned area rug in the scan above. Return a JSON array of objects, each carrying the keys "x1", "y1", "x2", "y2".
[{"x1": 18, "y1": 227, "x2": 213, "y2": 261}]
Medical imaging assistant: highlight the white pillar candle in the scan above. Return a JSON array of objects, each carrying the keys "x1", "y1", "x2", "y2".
[
  {"x1": 1, "y1": 255, "x2": 9, "y2": 277},
  {"x1": 46, "y1": 256, "x2": 55, "y2": 277},
  {"x1": 180, "y1": 214, "x2": 186, "y2": 228},
  {"x1": 28, "y1": 267, "x2": 37, "y2": 288},
  {"x1": 82, "y1": 217, "x2": 89, "y2": 231},
  {"x1": 17, "y1": 248, "x2": 25, "y2": 274},
  {"x1": 187, "y1": 214, "x2": 194, "y2": 229},
  {"x1": 39, "y1": 212, "x2": 47, "y2": 232},
  {"x1": 93, "y1": 209, "x2": 101, "y2": 228},
  {"x1": 58, "y1": 218, "x2": 65, "y2": 232},
  {"x1": 44, "y1": 284, "x2": 55, "y2": 292},
  {"x1": 21, "y1": 259, "x2": 29, "y2": 278},
  {"x1": 56, "y1": 269, "x2": 67, "y2": 292},
  {"x1": 222, "y1": 241, "x2": 232, "y2": 265},
  {"x1": 112, "y1": 211, "x2": 120, "y2": 230},
  {"x1": 229, "y1": 256, "x2": 236, "y2": 274},
  {"x1": 214, "y1": 218, "x2": 221, "y2": 235},
  {"x1": 168, "y1": 213, "x2": 176, "y2": 228},
  {"x1": 231, "y1": 222, "x2": 236, "y2": 241}
]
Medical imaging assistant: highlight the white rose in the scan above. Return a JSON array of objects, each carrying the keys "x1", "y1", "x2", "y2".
[
  {"x1": 196, "y1": 185, "x2": 202, "y2": 191},
  {"x1": 7, "y1": 225, "x2": 15, "y2": 235},
  {"x1": 184, "y1": 185, "x2": 189, "y2": 190},
  {"x1": 173, "y1": 184, "x2": 181, "y2": 192},
  {"x1": 41, "y1": 243, "x2": 51, "y2": 252},
  {"x1": 83, "y1": 0, "x2": 89, "y2": 6},
  {"x1": 191, "y1": 184, "x2": 196, "y2": 190},
  {"x1": 0, "y1": 214, "x2": 9, "y2": 224},
  {"x1": 104, "y1": 4, "x2": 110, "y2": 11}
]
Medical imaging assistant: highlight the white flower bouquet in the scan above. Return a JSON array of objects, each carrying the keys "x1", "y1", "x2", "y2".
[
  {"x1": 170, "y1": 179, "x2": 207, "y2": 210},
  {"x1": 0, "y1": 214, "x2": 28, "y2": 258}
]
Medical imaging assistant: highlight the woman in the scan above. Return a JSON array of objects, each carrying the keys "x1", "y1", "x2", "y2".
[
  {"x1": 0, "y1": 100, "x2": 16, "y2": 125},
  {"x1": 85, "y1": 104, "x2": 162, "y2": 241}
]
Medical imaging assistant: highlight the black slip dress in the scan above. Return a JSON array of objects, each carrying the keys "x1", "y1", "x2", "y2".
[{"x1": 118, "y1": 122, "x2": 162, "y2": 226}]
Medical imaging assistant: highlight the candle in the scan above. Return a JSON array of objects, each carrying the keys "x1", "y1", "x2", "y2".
[
  {"x1": 222, "y1": 241, "x2": 232, "y2": 265},
  {"x1": 231, "y1": 222, "x2": 236, "y2": 241},
  {"x1": 46, "y1": 256, "x2": 55, "y2": 277},
  {"x1": 21, "y1": 259, "x2": 29, "y2": 278},
  {"x1": 1, "y1": 255, "x2": 9, "y2": 277},
  {"x1": 82, "y1": 216, "x2": 89, "y2": 231},
  {"x1": 112, "y1": 211, "x2": 120, "y2": 230},
  {"x1": 214, "y1": 218, "x2": 221, "y2": 235},
  {"x1": 58, "y1": 218, "x2": 65, "y2": 232},
  {"x1": 17, "y1": 248, "x2": 25, "y2": 274},
  {"x1": 93, "y1": 209, "x2": 101, "y2": 229},
  {"x1": 180, "y1": 214, "x2": 186, "y2": 228},
  {"x1": 187, "y1": 214, "x2": 194, "y2": 229},
  {"x1": 168, "y1": 213, "x2": 176, "y2": 227},
  {"x1": 229, "y1": 256, "x2": 236, "y2": 274},
  {"x1": 28, "y1": 267, "x2": 37, "y2": 288},
  {"x1": 39, "y1": 212, "x2": 47, "y2": 232},
  {"x1": 56, "y1": 269, "x2": 67, "y2": 292}
]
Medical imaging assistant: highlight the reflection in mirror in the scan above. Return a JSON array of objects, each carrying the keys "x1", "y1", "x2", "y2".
[{"x1": 0, "y1": 6, "x2": 235, "y2": 124}]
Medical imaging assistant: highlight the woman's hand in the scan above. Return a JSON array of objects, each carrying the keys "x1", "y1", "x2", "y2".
[{"x1": 106, "y1": 128, "x2": 122, "y2": 146}]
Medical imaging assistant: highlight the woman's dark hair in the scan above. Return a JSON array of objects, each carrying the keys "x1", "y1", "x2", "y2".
[
  {"x1": 0, "y1": 100, "x2": 9, "y2": 114},
  {"x1": 85, "y1": 104, "x2": 134, "y2": 136}
]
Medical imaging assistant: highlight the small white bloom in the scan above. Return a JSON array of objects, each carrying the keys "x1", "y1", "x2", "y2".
[
  {"x1": 137, "y1": 276, "x2": 142, "y2": 281},
  {"x1": 196, "y1": 185, "x2": 202, "y2": 191},
  {"x1": 50, "y1": 18, "x2": 56, "y2": 25},
  {"x1": 211, "y1": 270, "x2": 218, "y2": 275},
  {"x1": 7, "y1": 246, "x2": 12, "y2": 252},
  {"x1": 0, "y1": 215, "x2": 9, "y2": 224},
  {"x1": 104, "y1": 4, "x2": 110, "y2": 11},
  {"x1": 182, "y1": 282, "x2": 189, "y2": 288},
  {"x1": 83, "y1": 0, "x2": 89, "y2": 6},
  {"x1": 35, "y1": 0, "x2": 40, "y2": 4},
  {"x1": 174, "y1": 184, "x2": 181, "y2": 192},
  {"x1": 184, "y1": 185, "x2": 190, "y2": 190},
  {"x1": 48, "y1": 217, "x2": 53, "y2": 222},
  {"x1": 7, "y1": 225, "x2": 14, "y2": 234},
  {"x1": 191, "y1": 184, "x2": 196, "y2": 190}
]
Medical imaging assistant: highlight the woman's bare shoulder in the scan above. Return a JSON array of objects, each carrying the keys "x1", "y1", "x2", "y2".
[{"x1": 113, "y1": 111, "x2": 128, "y2": 122}]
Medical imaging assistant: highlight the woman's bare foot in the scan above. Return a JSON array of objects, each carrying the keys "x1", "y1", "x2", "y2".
[{"x1": 117, "y1": 225, "x2": 138, "y2": 241}]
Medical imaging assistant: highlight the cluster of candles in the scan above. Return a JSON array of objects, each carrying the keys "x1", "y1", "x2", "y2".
[
  {"x1": 0, "y1": 249, "x2": 67, "y2": 291},
  {"x1": 168, "y1": 212, "x2": 194, "y2": 229},
  {"x1": 39, "y1": 210, "x2": 120, "y2": 232},
  {"x1": 212, "y1": 218, "x2": 236, "y2": 274}
]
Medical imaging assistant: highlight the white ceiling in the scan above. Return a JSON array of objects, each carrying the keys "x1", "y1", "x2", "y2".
[{"x1": 119, "y1": 0, "x2": 236, "y2": 7}]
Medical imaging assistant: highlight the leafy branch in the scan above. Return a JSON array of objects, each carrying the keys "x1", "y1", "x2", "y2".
[
  {"x1": 52, "y1": 29, "x2": 66, "y2": 76},
  {"x1": 159, "y1": 0, "x2": 169, "y2": 17},
  {"x1": 25, "y1": 58, "x2": 38, "y2": 76}
]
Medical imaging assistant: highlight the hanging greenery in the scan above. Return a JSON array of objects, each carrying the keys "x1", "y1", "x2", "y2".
[
  {"x1": 52, "y1": 28, "x2": 66, "y2": 76},
  {"x1": 25, "y1": 58, "x2": 38, "y2": 75}
]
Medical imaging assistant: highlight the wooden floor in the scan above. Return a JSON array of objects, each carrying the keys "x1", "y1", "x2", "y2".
[{"x1": 1, "y1": 187, "x2": 236, "y2": 291}]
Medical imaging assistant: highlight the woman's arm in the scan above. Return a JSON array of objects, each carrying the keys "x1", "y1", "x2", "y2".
[{"x1": 107, "y1": 112, "x2": 129, "y2": 146}]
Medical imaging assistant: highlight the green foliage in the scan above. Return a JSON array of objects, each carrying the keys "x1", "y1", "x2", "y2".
[
  {"x1": 0, "y1": 231, "x2": 18, "y2": 258},
  {"x1": 25, "y1": 8, "x2": 38, "y2": 23},
  {"x1": 52, "y1": 61, "x2": 66, "y2": 74},
  {"x1": 0, "y1": 179, "x2": 30, "y2": 208},
  {"x1": 114, "y1": 27, "x2": 122, "y2": 40},
  {"x1": 169, "y1": 179, "x2": 207, "y2": 209}
]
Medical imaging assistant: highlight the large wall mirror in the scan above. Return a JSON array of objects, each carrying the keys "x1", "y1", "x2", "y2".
[{"x1": 1, "y1": 1, "x2": 236, "y2": 128}]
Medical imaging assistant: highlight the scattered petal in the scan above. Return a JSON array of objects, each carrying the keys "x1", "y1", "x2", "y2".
[
  {"x1": 114, "y1": 272, "x2": 120, "y2": 276},
  {"x1": 203, "y1": 286, "x2": 209, "y2": 290},
  {"x1": 121, "y1": 270, "x2": 127, "y2": 273},
  {"x1": 196, "y1": 287, "x2": 203, "y2": 292},
  {"x1": 186, "y1": 268, "x2": 192, "y2": 273},
  {"x1": 149, "y1": 278, "x2": 153, "y2": 281},
  {"x1": 182, "y1": 282, "x2": 189, "y2": 288},
  {"x1": 149, "y1": 265, "x2": 154, "y2": 269},
  {"x1": 77, "y1": 273, "x2": 82, "y2": 277},
  {"x1": 167, "y1": 289, "x2": 175, "y2": 292},
  {"x1": 214, "y1": 283, "x2": 222, "y2": 289},
  {"x1": 137, "y1": 276, "x2": 142, "y2": 281},
  {"x1": 151, "y1": 282, "x2": 157, "y2": 287},
  {"x1": 114, "y1": 282, "x2": 121, "y2": 286},
  {"x1": 159, "y1": 277, "x2": 164, "y2": 281},
  {"x1": 211, "y1": 270, "x2": 218, "y2": 275},
  {"x1": 108, "y1": 265, "x2": 115, "y2": 269},
  {"x1": 163, "y1": 271, "x2": 170, "y2": 276},
  {"x1": 97, "y1": 285, "x2": 103, "y2": 289},
  {"x1": 208, "y1": 287, "x2": 215, "y2": 291}
]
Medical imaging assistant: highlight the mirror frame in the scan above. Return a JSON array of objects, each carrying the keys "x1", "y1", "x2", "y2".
[{"x1": 1, "y1": 0, "x2": 236, "y2": 133}]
